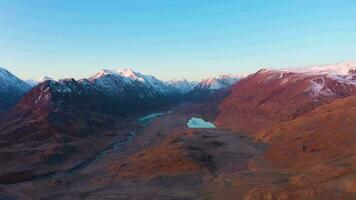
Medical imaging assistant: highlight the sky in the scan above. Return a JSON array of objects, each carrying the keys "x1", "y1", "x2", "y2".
[{"x1": 0, "y1": 0, "x2": 356, "y2": 81}]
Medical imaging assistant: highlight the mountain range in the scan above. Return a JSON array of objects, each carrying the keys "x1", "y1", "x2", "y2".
[
  {"x1": 0, "y1": 66, "x2": 242, "y2": 185},
  {"x1": 1, "y1": 61, "x2": 356, "y2": 199},
  {"x1": 0, "y1": 67, "x2": 241, "y2": 112}
]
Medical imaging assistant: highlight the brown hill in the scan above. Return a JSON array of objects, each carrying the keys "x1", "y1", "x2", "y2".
[
  {"x1": 239, "y1": 95, "x2": 356, "y2": 200},
  {"x1": 257, "y1": 95, "x2": 356, "y2": 170},
  {"x1": 215, "y1": 69, "x2": 356, "y2": 134},
  {"x1": 108, "y1": 129, "x2": 265, "y2": 179}
]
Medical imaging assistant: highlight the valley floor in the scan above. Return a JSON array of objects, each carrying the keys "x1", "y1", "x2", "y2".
[
  {"x1": 0, "y1": 105, "x2": 266, "y2": 200},
  {"x1": 1, "y1": 103, "x2": 356, "y2": 200}
]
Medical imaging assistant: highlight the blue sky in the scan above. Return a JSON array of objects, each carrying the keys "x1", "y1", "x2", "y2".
[{"x1": 0, "y1": 0, "x2": 356, "y2": 81}]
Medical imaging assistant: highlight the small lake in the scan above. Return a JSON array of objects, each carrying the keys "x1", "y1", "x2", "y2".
[{"x1": 187, "y1": 117, "x2": 216, "y2": 128}]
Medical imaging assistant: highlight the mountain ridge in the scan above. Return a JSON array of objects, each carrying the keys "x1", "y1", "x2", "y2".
[
  {"x1": 0, "y1": 67, "x2": 31, "y2": 112},
  {"x1": 215, "y1": 62, "x2": 356, "y2": 134}
]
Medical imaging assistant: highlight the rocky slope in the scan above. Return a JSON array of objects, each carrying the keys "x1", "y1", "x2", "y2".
[
  {"x1": 215, "y1": 62, "x2": 356, "y2": 134},
  {"x1": 240, "y1": 95, "x2": 356, "y2": 200},
  {"x1": 0, "y1": 67, "x2": 31, "y2": 111},
  {"x1": 211, "y1": 62, "x2": 356, "y2": 199},
  {"x1": 259, "y1": 95, "x2": 356, "y2": 170}
]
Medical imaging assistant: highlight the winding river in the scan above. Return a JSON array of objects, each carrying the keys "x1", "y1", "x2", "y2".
[
  {"x1": 65, "y1": 131, "x2": 136, "y2": 174},
  {"x1": 6, "y1": 112, "x2": 164, "y2": 184},
  {"x1": 63, "y1": 112, "x2": 164, "y2": 174}
]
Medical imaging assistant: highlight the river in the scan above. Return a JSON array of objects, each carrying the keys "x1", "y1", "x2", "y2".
[{"x1": 6, "y1": 112, "x2": 165, "y2": 184}]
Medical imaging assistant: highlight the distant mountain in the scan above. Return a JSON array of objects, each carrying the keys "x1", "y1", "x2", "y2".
[
  {"x1": 26, "y1": 76, "x2": 54, "y2": 87},
  {"x1": 194, "y1": 74, "x2": 243, "y2": 90},
  {"x1": 38, "y1": 76, "x2": 54, "y2": 82},
  {"x1": 0, "y1": 68, "x2": 184, "y2": 153},
  {"x1": 0, "y1": 67, "x2": 31, "y2": 111},
  {"x1": 16, "y1": 68, "x2": 182, "y2": 117},
  {"x1": 184, "y1": 74, "x2": 243, "y2": 102},
  {"x1": 89, "y1": 68, "x2": 172, "y2": 95},
  {"x1": 1, "y1": 68, "x2": 185, "y2": 152},
  {"x1": 215, "y1": 61, "x2": 356, "y2": 134},
  {"x1": 165, "y1": 79, "x2": 197, "y2": 94},
  {"x1": 282, "y1": 61, "x2": 356, "y2": 75},
  {"x1": 25, "y1": 79, "x2": 37, "y2": 87}
]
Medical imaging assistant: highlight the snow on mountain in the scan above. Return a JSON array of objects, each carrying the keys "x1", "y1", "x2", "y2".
[
  {"x1": 307, "y1": 78, "x2": 335, "y2": 97},
  {"x1": 198, "y1": 78, "x2": 225, "y2": 90},
  {"x1": 89, "y1": 68, "x2": 171, "y2": 94},
  {"x1": 120, "y1": 68, "x2": 172, "y2": 93},
  {"x1": 195, "y1": 74, "x2": 243, "y2": 90},
  {"x1": 216, "y1": 63, "x2": 356, "y2": 134},
  {"x1": 25, "y1": 79, "x2": 38, "y2": 87},
  {"x1": 24, "y1": 67, "x2": 177, "y2": 108},
  {"x1": 39, "y1": 76, "x2": 54, "y2": 82},
  {"x1": 0, "y1": 67, "x2": 31, "y2": 111},
  {"x1": 87, "y1": 70, "x2": 131, "y2": 94},
  {"x1": 285, "y1": 61, "x2": 356, "y2": 89},
  {"x1": 283, "y1": 61, "x2": 356, "y2": 75},
  {"x1": 257, "y1": 61, "x2": 356, "y2": 98},
  {"x1": 26, "y1": 76, "x2": 54, "y2": 87},
  {"x1": 165, "y1": 79, "x2": 197, "y2": 94},
  {"x1": 89, "y1": 69, "x2": 126, "y2": 81},
  {"x1": 293, "y1": 62, "x2": 356, "y2": 92},
  {"x1": 0, "y1": 67, "x2": 31, "y2": 93}
]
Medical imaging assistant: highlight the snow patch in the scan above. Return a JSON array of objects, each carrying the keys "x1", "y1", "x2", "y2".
[
  {"x1": 0, "y1": 66, "x2": 31, "y2": 93},
  {"x1": 305, "y1": 78, "x2": 334, "y2": 97},
  {"x1": 165, "y1": 79, "x2": 197, "y2": 94},
  {"x1": 282, "y1": 61, "x2": 356, "y2": 76},
  {"x1": 196, "y1": 74, "x2": 243, "y2": 90}
]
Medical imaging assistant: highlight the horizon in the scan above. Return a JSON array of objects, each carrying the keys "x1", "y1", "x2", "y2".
[
  {"x1": 1, "y1": 1, "x2": 356, "y2": 81},
  {"x1": 2, "y1": 60, "x2": 356, "y2": 82}
]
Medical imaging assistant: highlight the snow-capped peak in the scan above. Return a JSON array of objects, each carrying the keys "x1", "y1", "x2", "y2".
[
  {"x1": 26, "y1": 76, "x2": 54, "y2": 87},
  {"x1": 89, "y1": 69, "x2": 117, "y2": 80},
  {"x1": 282, "y1": 61, "x2": 356, "y2": 75},
  {"x1": 90, "y1": 68, "x2": 142, "y2": 81},
  {"x1": 0, "y1": 66, "x2": 31, "y2": 93},
  {"x1": 217, "y1": 74, "x2": 244, "y2": 85},
  {"x1": 38, "y1": 76, "x2": 54, "y2": 82},
  {"x1": 0, "y1": 67, "x2": 32, "y2": 111},
  {"x1": 257, "y1": 62, "x2": 356, "y2": 98},
  {"x1": 89, "y1": 68, "x2": 171, "y2": 94},
  {"x1": 118, "y1": 68, "x2": 146, "y2": 82},
  {"x1": 117, "y1": 68, "x2": 171, "y2": 93},
  {"x1": 199, "y1": 77, "x2": 223, "y2": 90},
  {"x1": 165, "y1": 78, "x2": 197, "y2": 94},
  {"x1": 196, "y1": 74, "x2": 243, "y2": 90}
]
